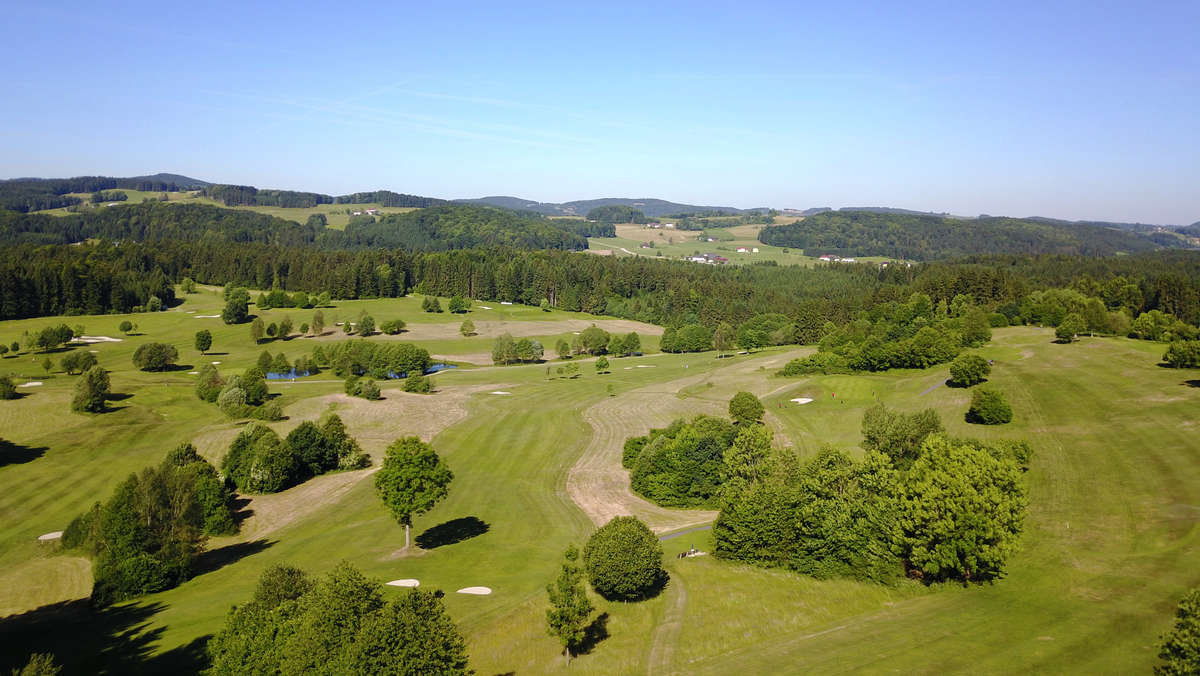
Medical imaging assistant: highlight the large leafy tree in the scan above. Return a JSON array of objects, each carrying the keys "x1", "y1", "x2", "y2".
[
  {"x1": 546, "y1": 544, "x2": 593, "y2": 664},
  {"x1": 132, "y1": 342, "x2": 179, "y2": 371},
  {"x1": 894, "y1": 436, "x2": 1027, "y2": 583},
  {"x1": 728, "y1": 391, "x2": 764, "y2": 425},
  {"x1": 860, "y1": 403, "x2": 943, "y2": 469},
  {"x1": 375, "y1": 437, "x2": 454, "y2": 549},
  {"x1": 583, "y1": 516, "x2": 666, "y2": 601},
  {"x1": 948, "y1": 353, "x2": 991, "y2": 387},
  {"x1": 71, "y1": 365, "x2": 110, "y2": 413}
]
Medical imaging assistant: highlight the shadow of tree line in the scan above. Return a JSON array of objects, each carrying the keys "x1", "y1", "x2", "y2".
[{"x1": 0, "y1": 539, "x2": 275, "y2": 674}]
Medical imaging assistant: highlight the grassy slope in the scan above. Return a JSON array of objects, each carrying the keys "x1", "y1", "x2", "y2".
[
  {"x1": 1, "y1": 292, "x2": 1197, "y2": 674},
  {"x1": 588, "y1": 221, "x2": 898, "y2": 267}
]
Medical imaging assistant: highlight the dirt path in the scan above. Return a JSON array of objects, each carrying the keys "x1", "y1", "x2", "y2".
[
  {"x1": 566, "y1": 349, "x2": 810, "y2": 534},
  {"x1": 646, "y1": 568, "x2": 688, "y2": 675}
]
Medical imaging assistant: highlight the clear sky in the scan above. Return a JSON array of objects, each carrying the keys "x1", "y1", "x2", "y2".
[{"x1": 1, "y1": 1, "x2": 1197, "y2": 223}]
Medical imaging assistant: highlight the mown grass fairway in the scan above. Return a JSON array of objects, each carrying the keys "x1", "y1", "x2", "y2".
[{"x1": 1, "y1": 288, "x2": 1197, "y2": 674}]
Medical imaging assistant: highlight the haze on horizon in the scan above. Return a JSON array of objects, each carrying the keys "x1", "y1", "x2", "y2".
[{"x1": 1, "y1": 1, "x2": 1197, "y2": 224}]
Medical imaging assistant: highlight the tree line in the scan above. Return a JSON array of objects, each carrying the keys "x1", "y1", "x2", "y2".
[{"x1": 759, "y1": 210, "x2": 1167, "y2": 260}]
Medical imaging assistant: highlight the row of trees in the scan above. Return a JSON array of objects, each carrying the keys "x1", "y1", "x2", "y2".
[
  {"x1": 623, "y1": 393, "x2": 766, "y2": 507},
  {"x1": 713, "y1": 404, "x2": 1030, "y2": 583},
  {"x1": 61, "y1": 444, "x2": 237, "y2": 604},
  {"x1": 206, "y1": 562, "x2": 470, "y2": 674},
  {"x1": 312, "y1": 340, "x2": 431, "y2": 379},
  {"x1": 221, "y1": 414, "x2": 370, "y2": 494}
]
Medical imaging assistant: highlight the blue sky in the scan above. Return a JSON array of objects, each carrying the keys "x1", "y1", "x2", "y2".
[{"x1": 1, "y1": 1, "x2": 1197, "y2": 223}]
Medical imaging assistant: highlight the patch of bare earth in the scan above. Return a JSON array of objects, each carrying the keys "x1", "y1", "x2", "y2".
[
  {"x1": 566, "y1": 349, "x2": 810, "y2": 534},
  {"x1": 213, "y1": 383, "x2": 502, "y2": 542}
]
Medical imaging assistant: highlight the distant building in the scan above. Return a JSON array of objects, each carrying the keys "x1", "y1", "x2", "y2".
[
  {"x1": 736, "y1": 246, "x2": 749, "y2": 253},
  {"x1": 663, "y1": 223, "x2": 676, "y2": 229},
  {"x1": 751, "y1": 247, "x2": 759, "y2": 253}
]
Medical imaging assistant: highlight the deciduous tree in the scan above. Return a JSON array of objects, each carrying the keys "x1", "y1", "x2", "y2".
[{"x1": 375, "y1": 437, "x2": 454, "y2": 549}]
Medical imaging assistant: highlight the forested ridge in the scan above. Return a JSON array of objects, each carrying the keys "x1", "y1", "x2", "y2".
[
  {"x1": 759, "y1": 210, "x2": 1169, "y2": 260},
  {"x1": 203, "y1": 186, "x2": 448, "y2": 209},
  {"x1": 0, "y1": 173, "x2": 206, "y2": 213}
]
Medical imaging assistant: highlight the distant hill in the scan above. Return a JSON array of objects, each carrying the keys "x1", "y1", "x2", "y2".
[
  {"x1": 0, "y1": 172, "x2": 211, "y2": 212},
  {"x1": 759, "y1": 210, "x2": 1170, "y2": 261},
  {"x1": 839, "y1": 206, "x2": 965, "y2": 218},
  {"x1": 1174, "y1": 222, "x2": 1200, "y2": 237},
  {"x1": 456, "y1": 196, "x2": 747, "y2": 218}
]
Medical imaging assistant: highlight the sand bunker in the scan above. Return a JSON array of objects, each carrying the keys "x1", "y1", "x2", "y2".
[
  {"x1": 387, "y1": 579, "x2": 420, "y2": 587},
  {"x1": 490, "y1": 391, "x2": 512, "y2": 395},
  {"x1": 19, "y1": 381, "x2": 42, "y2": 388},
  {"x1": 75, "y1": 335, "x2": 122, "y2": 343},
  {"x1": 478, "y1": 306, "x2": 493, "y2": 310},
  {"x1": 624, "y1": 367, "x2": 633, "y2": 370},
  {"x1": 211, "y1": 361, "x2": 221, "y2": 364},
  {"x1": 457, "y1": 587, "x2": 492, "y2": 595},
  {"x1": 188, "y1": 371, "x2": 199, "y2": 375},
  {"x1": 790, "y1": 397, "x2": 813, "y2": 405},
  {"x1": 194, "y1": 314, "x2": 220, "y2": 318},
  {"x1": 500, "y1": 301, "x2": 513, "y2": 305},
  {"x1": 89, "y1": 350, "x2": 99, "y2": 353},
  {"x1": 37, "y1": 531, "x2": 63, "y2": 541},
  {"x1": 637, "y1": 365, "x2": 656, "y2": 368}
]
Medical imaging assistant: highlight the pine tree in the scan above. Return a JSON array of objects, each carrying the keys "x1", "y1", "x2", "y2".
[{"x1": 546, "y1": 544, "x2": 593, "y2": 664}]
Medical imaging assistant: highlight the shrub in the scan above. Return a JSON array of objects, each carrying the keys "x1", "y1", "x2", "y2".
[
  {"x1": 132, "y1": 342, "x2": 179, "y2": 371},
  {"x1": 583, "y1": 516, "x2": 666, "y2": 601},
  {"x1": 403, "y1": 375, "x2": 431, "y2": 394},
  {"x1": 61, "y1": 351, "x2": 98, "y2": 375},
  {"x1": 728, "y1": 391, "x2": 764, "y2": 425},
  {"x1": 778, "y1": 352, "x2": 850, "y2": 376},
  {"x1": 71, "y1": 365, "x2": 110, "y2": 413},
  {"x1": 966, "y1": 388, "x2": 1013, "y2": 425},
  {"x1": 948, "y1": 353, "x2": 991, "y2": 387},
  {"x1": 357, "y1": 379, "x2": 382, "y2": 400},
  {"x1": 380, "y1": 319, "x2": 406, "y2": 335},
  {"x1": 358, "y1": 315, "x2": 376, "y2": 336}
]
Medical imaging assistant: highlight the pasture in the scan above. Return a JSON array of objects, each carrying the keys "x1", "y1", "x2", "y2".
[{"x1": 1, "y1": 288, "x2": 1197, "y2": 673}]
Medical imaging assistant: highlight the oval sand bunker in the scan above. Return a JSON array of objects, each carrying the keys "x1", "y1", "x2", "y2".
[
  {"x1": 456, "y1": 587, "x2": 492, "y2": 595},
  {"x1": 387, "y1": 579, "x2": 420, "y2": 587},
  {"x1": 38, "y1": 531, "x2": 63, "y2": 541},
  {"x1": 790, "y1": 397, "x2": 813, "y2": 405}
]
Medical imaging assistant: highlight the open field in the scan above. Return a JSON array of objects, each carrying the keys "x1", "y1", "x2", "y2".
[
  {"x1": 1, "y1": 287, "x2": 1198, "y2": 674},
  {"x1": 587, "y1": 222, "x2": 899, "y2": 267}
]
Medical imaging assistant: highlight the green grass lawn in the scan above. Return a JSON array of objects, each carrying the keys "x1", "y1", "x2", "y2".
[{"x1": 1, "y1": 301, "x2": 1197, "y2": 674}]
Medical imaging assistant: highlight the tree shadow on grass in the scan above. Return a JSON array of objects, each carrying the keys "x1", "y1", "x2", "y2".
[
  {"x1": 106, "y1": 392, "x2": 134, "y2": 401},
  {"x1": 0, "y1": 439, "x2": 48, "y2": 467},
  {"x1": 192, "y1": 539, "x2": 275, "y2": 577},
  {"x1": 1185, "y1": 380, "x2": 1200, "y2": 388},
  {"x1": 229, "y1": 496, "x2": 254, "y2": 527},
  {"x1": 0, "y1": 598, "x2": 210, "y2": 675},
  {"x1": 415, "y1": 517, "x2": 490, "y2": 549},
  {"x1": 573, "y1": 612, "x2": 611, "y2": 656}
]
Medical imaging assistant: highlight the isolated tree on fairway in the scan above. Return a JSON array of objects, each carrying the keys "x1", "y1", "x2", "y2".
[
  {"x1": 1056, "y1": 312, "x2": 1087, "y2": 343},
  {"x1": 421, "y1": 296, "x2": 443, "y2": 313},
  {"x1": 448, "y1": 295, "x2": 469, "y2": 313},
  {"x1": 357, "y1": 315, "x2": 375, "y2": 336},
  {"x1": 71, "y1": 365, "x2": 110, "y2": 413},
  {"x1": 894, "y1": 435, "x2": 1026, "y2": 583},
  {"x1": 250, "y1": 317, "x2": 265, "y2": 343},
  {"x1": 556, "y1": 338, "x2": 571, "y2": 359},
  {"x1": 728, "y1": 391, "x2": 764, "y2": 425},
  {"x1": 583, "y1": 516, "x2": 666, "y2": 601},
  {"x1": 0, "y1": 345, "x2": 7, "y2": 358},
  {"x1": 61, "y1": 351, "x2": 97, "y2": 375},
  {"x1": 595, "y1": 356, "x2": 609, "y2": 373},
  {"x1": 311, "y1": 310, "x2": 325, "y2": 335},
  {"x1": 1157, "y1": 587, "x2": 1200, "y2": 675},
  {"x1": 0, "y1": 376, "x2": 18, "y2": 400},
  {"x1": 194, "y1": 329, "x2": 212, "y2": 355},
  {"x1": 948, "y1": 353, "x2": 990, "y2": 387},
  {"x1": 132, "y1": 343, "x2": 179, "y2": 371},
  {"x1": 966, "y1": 388, "x2": 1013, "y2": 424},
  {"x1": 459, "y1": 319, "x2": 474, "y2": 337},
  {"x1": 375, "y1": 437, "x2": 454, "y2": 549},
  {"x1": 381, "y1": 318, "x2": 406, "y2": 334},
  {"x1": 119, "y1": 320, "x2": 133, "y2": 335},
  {"x1": 546, "y1": 544, "x2": 593, "y2": 664},
  {"x1": 278, "y1": 315, "x2": 294, "y2": 339}
]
